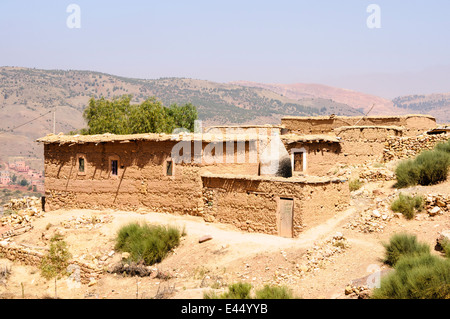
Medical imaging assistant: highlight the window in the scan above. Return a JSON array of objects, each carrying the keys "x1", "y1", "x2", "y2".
[
  {"x1": 166, "y1": 160, "x2": 173, "y2": 176},
  {"x1": 76, "y1": 154, "x2": 87, "y2": 175},
  {"x1": 293, "y1": 152, "x2": 304, "y2": 172},
  {"x1": 78, "y1": 157, "x2": 85, "y2": 173},
  {"x1": 111, "y1": 160, "x2": 118, "y2": 176},
  {"x1": 291, "y1": 148, "x2": 307, "y2": 174}
]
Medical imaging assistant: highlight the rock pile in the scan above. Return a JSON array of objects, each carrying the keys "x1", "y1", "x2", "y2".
[
  {"x1": 299, "y1": 232, "x2": 350, "y2": 273},
  {"x1": 60, "y1": 214, "x2": 113, "y2": 230},
  {"x1": 358, "y1": 167, "x2": 395, "y2": 182},
  {"x1": 344, "y1": 284, "x2": 371, "y2": 299},
  {"x1": 1, "y1": 196, "x2": 44, "y2": 227},
  {"x1": 382, "y1": 134, "x2": 449, "y2": 162},
  {"x1": 346, "y1": 194, "x2": 396, "y2": 233},
  {"x1": 424, "y1": 194, "x2": 450, "y2": 216}
]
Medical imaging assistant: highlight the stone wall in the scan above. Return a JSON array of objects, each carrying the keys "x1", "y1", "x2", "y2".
[
  {"x1": 382, "y1": 133, "x2": 450, "y2": 162},
  {"x1": 0, "y1": 240, "x2": 102, "y2": 284},
  {"x1": 201, "y1": 174, "x2": 349, "y2": 237}
]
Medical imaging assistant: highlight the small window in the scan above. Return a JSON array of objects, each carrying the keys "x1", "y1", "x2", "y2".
[
  {"x1": 293, "y1": 152, "x2": 304, "y2": 172},
  {"x1": 166, "y1": 160, "x2": 173, "y2": 176},
  {"x1": 78, "y1": 157, "x2": 85, "y2": 173},
  {"x1": 111, "y1": 160, "x2": 118, "y2": 176}
]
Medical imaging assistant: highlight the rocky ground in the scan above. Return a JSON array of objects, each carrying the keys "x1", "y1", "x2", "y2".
[{"x1": 1, "y1": 170, "x2": 450, "y2": 299}]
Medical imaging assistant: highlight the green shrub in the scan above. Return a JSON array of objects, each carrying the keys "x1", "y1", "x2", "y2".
[
  {"x1": 203, "y1": 283, "x2": 296, "y2": 299},
  {"x1": 415, "y1": 150, "x2": 450, "y2": 186},
  {"x1": 382, "y1": 233, "x2": 430, "y2": 266},
  {"x1": 204, "y1": 282, "x2": 252, "y2": 299},
  {"x1": 349, "y1": 179, "x2": 363, "y2": 192},
  {"x1": 390, "y1": 193, "x2": 424, "y2": 220},
  {"x1": 40, "y1": 234, "x2": 72, "y2": 280},
  {"x1": 115, "y1": 222, "x2": 182, "y2": 266},
  {"x1": 255, "y1": 285, "x2": 294, "y2": 299},
  {"x1": 441, "y1": 239, "x2": 450, "y2": 259},
  {"x1": 372, "y1": 254, "x2": 450, "y2": 299},
  {"x1": 394, "y1": 159, "x2": 421, "y2": 188},
  {"x1": 435, "y1": 139, "x2": 450, "y2": 154}
]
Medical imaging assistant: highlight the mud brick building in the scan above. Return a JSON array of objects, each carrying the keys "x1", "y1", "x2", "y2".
[{"x1": 37, "y1": 114, "x2": 440, "y2": 237}]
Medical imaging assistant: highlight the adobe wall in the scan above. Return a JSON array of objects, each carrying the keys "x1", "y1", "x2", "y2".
[
  {"x1": 335, "y1": 126, "x2": 404, "y2": 165},
  {"x1": 43, "y1": 140, "x2": 259, "y2": 215},
  {"x1": 284, "y1": 142, "x2": 342, "y2": 176},
  {"x1": 201, "y1": 175, "x2": 349, "y2": 237},
  {"x1": 281, "y1": 115, "x2": 436, "y2": 136}
]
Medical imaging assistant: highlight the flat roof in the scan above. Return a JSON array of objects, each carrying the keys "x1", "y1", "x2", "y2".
[
  {"x1": 281, "y1": 114, "x2": 436, "y2": 121},
  {"x1": 280, "y1": 134, "x2": 340, "y2": 144},
  {"x1": 334, "y1": 125, "x2": 404, "y2": 132},
  {"x1": 37, "y1": 132, "x2": 340, "y2": 145},
  {"x1": 36, "y1": 132, "x2": 264, "y2": 144}
]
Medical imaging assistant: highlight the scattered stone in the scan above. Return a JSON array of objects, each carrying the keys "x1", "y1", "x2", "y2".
[
  {"x1": 198, "y1": 235, "x2": 213, "y2": 243},
  {"x1": 428, "y1": 206, "x2": 442, "y2": 216}
]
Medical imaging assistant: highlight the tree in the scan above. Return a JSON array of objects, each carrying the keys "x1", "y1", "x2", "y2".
[
  {"x1": 20, "y1": 179, "x2": 29, "y2": 187},
  {"x1": 82, "y1": 95, "x2": 198, "y2": 135}
]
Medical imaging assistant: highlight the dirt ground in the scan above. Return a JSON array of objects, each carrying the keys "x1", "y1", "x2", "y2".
[{"x1": 1, "y1": 177, "x2": 449, "y2": 300}]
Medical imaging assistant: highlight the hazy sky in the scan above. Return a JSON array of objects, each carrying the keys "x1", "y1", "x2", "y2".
[{"x1": 0, "y1": 0, "x2": 449, "y2": 98}]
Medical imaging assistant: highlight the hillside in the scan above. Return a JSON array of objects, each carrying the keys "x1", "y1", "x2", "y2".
[
  {"x1": 393, "y1": 93, "x2": 450, "y2": 124},
  {"x1": 0, "y1": 67, "x2": 360, "y2": 162},
  {"x1": 232, "y1": 81, "x2": 406, "y2": 116}
]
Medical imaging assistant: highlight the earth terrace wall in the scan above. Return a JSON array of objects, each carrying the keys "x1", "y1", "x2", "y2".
[
  {"x1": 42, "y1": 139, "x2": 259, "y2": 215},
  {"x1": 0, "y1": 240, "x2": 102, "y2": 284},
  {"x1": 281, "y1": 115, "x2": 436, "y2": 137},
  {"x1": 201, "y1": 174, "x2": 349, "y2": 237}
]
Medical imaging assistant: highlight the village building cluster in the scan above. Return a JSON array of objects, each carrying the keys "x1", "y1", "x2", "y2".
[
  {"x1": 0, "y1": 159, "x2": 44, "y2": 192},
  {"x1": 36, "y1": 114, "x2": 443, "y2": 238}
]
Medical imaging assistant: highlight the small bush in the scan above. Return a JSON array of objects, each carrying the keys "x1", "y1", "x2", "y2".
[
  {"x1": 203, "y1": 283, "x2": 297, "y2": 299},
  {"x1": 415, "y1": 150, "x2": 450, "y2": 186},
  {"x1": 255, "y1": 285, "x2": 294, "y2": 299},
  {"x1": 349, "y1": 179, "x2": 363, "y2": 192},
  {"x1": 40, "y1": 234, "x2": 72, "y2": 280},
  {"x1": 115, "y1": 222, "x2": 182, "y2": 266},
  {"x1": 372, "y1": 254, "x2": 450, "y2": 299},
  {"x1": 395, "y1": 148, "x2": 450, "y2": 188},
  {"x1": 382, "y1": 233, "x2": 430, "y2": 266},
  {"x1": 435, "y1": 139, "x2": 450, "y2": 154},
  {"x1": 390, "y1": 193, "x2": 423, "y2": 220},
  {"x1": 204, "y1": 282, "x2": 252, "y2": 299},
  {"x1": 440, "y1": 239, "x2": 450, "y2": 259}
]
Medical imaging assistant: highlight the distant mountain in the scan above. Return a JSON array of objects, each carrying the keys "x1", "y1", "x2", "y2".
[
  {"x1": 0, "y1": 67, "x2": 360, "y2": 162},
  {"x1": 231, "y1": 81, "x2": 405, "y2": 116},
  {"x1": 233, "y1": 81, "x2": 450, "y2": 123},
  {"x1": 392, "y1": 93, "x2": 450, "y2": 124}
]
